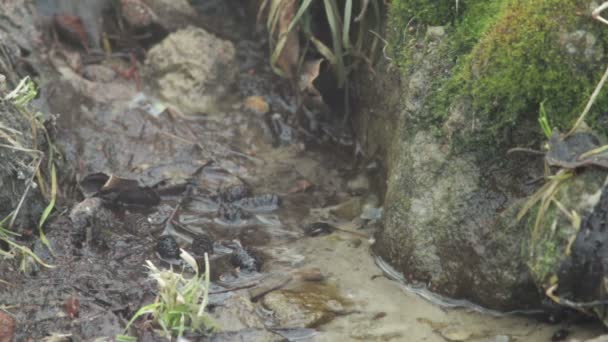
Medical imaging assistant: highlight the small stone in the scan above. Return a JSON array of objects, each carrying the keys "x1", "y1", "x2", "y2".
[
  {"x1": 244, "y1": 95, "x2": 270, "y2": 114},
  {"x1": 145, "y1": 27, "x2": 236, "y2": 114},
  {"x1": 82, "y1": 64, "x2": 117, "y2": 82},
  {"x1": 120, "y1": 0, "x2": 158, "y2": 29},
  {"x1": 234, "y1": 194, "x2": 281, "y2": 212},
  {"x1": 303, "y1": 222, "x2": 334, "y2": 237},
  {"x1": 292, "y1": 268, "x2": 325, "y2": 282},
  {"x1": 219, "y1": 183, "x2": 251, "y2": 203},
  {"x1": 230, "y1": 246, "x2": 262, "y2": 272},
  {"x1": 439, "y1": 326, "x2": 472, "y2": 341},
  {"x1": 217, "y1": 203, "x2": 251, "y2": 222},
  {"x1": 346, "y1": 173, "x2": 370, "y2": 193},
  {"x1": 157, "y1": 235, "x2": 180, "y2": 260},
  {"x1": 69, "y1": 197, "x2": 114, "y2": 246},
  {"x1": 262, "y1": 284, "x2": 345, "y2": 328},
  {"x1": 64, "y1": 296, "x2": 80, "y2": 319},
  {"x1": 212, "y1": 295, "x2": 265, "y2": 331},
  {"x1": 191, "y1": 234, "x2": 214, "y2": 256},
  {"x1": 0, "y1": 311, "x2": 15, "y2": 342},
  {"x1": 330, "y1": 197, "x2": 363, "y2": 220}
]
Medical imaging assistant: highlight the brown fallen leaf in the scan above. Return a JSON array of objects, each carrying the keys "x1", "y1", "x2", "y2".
[
  {"x1": 275, "y1": 0, "x2": 299, "y2": 78},
  {"x1": 64, "y1": 296, "x2": 80, "y2": 319},
  {"x1": 0, "y1": 311, "x2": 16, "y2": 342},
  {"x1": 244, "y1": 95, "x2": 270, "y2": 114},
  {"x1": 298, "y1": 58, "x2": 323, "y2": 94},
  {"x1": 287, "y1": 179, "x2": 314, "y2": 194}
]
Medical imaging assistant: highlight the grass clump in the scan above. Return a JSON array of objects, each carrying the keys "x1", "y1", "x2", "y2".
[
  {"x1": 0, "y1": 76, "x2": 59, "y2": 272},
  {"x1": 260, "y1": 0, "x2": 384, "y2": 116},
  {"x1": 118, "y1": 250, "x2": 218, "y2": 340}
]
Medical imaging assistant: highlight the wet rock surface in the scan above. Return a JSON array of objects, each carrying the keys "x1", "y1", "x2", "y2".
[
  {"x1": 262, "y1": 284, "x2": 346, "y2": 328},
  {"x1": 355, "y1": 26, "x2": 544, "y2": 310}
]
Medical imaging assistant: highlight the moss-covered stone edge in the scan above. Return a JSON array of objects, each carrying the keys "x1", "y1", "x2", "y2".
[{"x1": 388, "y1": 0, "x2": 608, "y2": 150}]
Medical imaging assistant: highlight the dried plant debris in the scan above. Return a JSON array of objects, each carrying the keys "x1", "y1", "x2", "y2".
[{"x1": 78, "y1": 172, "x2": 160, "y2": 207}]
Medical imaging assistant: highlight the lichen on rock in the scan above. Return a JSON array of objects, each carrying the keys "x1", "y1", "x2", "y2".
[{"x1": 145, "y1": 26, "x2": 237, "y2": 115}]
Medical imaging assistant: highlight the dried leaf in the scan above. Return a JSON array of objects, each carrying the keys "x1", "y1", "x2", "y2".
[
  {"x1": 298, "y1": 59, "x2": 323, "y2": 93},
  {"x1": 244, "y1": 95, "x2": 270, "y2": 114},
  {"x1": 276, "y1": 0, "x2": 299, "y2": 78},
  {"x1": 64, "y1": 296, "x2": 80, "y2": 319},
  {"x1": 0, "y1": 311, "x2": 15, "y2": 342}
]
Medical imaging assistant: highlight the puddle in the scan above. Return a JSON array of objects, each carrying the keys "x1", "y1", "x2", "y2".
[{"x1": 0, "y1": 1, "x2": 603, "y2": 341}]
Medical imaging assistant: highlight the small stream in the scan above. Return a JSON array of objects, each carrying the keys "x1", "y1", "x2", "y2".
[{"x1": 0, "y1": 1, "x2": 603, "y2": 341}]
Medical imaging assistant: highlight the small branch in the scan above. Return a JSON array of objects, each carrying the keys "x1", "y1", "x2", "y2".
[{"x1": 9, "y1": 155, "x2": 42, "y2": 229}]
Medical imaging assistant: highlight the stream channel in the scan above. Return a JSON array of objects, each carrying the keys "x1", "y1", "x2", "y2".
[{"x1": 0, "y1": 1, "x2": 604, "y2": 341}]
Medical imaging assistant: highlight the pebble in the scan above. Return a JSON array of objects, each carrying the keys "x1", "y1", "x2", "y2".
[
  {"x1": 230, "y1": 245, "x2": 262, "y2": 272},
  {"x1": 82, "y1": 64, "x2": 117, "y2": 82},
  {"x1": 0, "y1": 311, "x2": 15, "y2": 342},
  {"x1": 330, "y1": 197, "x2": 363, "y2": 220},
  {"x1": 191, "y1": 234, "x2": 214, "y2": 256},
  {"x1": 303, "y1": 222, "x2": 334, "y2": 237},
  {"x1": 156, "y1": 235, "x2": 180, "y2": 260},
  {"x1": 438, "y1": 326, "x2": 472, "y2": 341},
  {"x1": 234, "y1": 194, "x2": 281, "y2": 212},
  {"x1": 211, "y1": 295, "x2": 265, "y2": 331},
  {"x1": 262, "y1": 284, "x2": 345, "y2": 328},
  {"x1": 243, "y1": 95, "x2": 270, "y2": 114},
  {"x1": 217, "y1": 202, "x2": 251, "y2": 222},
  {"x1": 219, "y1": 183, "x2": 251, "y2": 203}
]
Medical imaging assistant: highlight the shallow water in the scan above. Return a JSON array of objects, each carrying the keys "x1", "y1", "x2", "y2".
[{"x1": 1, "y1": 1, "x2": 604, "y2": 341}]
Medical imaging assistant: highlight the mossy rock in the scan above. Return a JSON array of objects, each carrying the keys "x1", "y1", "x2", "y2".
[{"x1": 354, "y1": 0, "x2": 608, "y2": 310}]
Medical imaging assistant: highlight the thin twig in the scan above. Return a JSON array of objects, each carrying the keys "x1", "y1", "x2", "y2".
[
  {"x1": 506, "y1": 147, "x2": 545, "y2": 156},
  {"x1": 209, "y1": 282, "x2": 258, "y2": 295},
  {"x1": 9, "y1": 155, "x2": 42, "y2": 229},
  {"x1": 546, "y1": 284, "x2": 608, "y2": 312},
  {"x1": 567, "y1": 63, "x2": 608, "y2": 137}
]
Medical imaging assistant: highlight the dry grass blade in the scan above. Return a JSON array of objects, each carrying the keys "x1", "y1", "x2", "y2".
[
  {"x1": 323, "y1": 0, "x2": 346, "y2": 86},
  {"x1": 8, "y1": 155, "x2": 42, "y2": 229},
  {"x1": 298, "y1": 58, "x2": 323, "y2": 92},
  {"x1": 270, "y1": 0, "x2": 313, "y2": 78},
  {"x1": 355, "y1": 0, "x2": 371, "y2": 22},
  {"x1": 38, "y1": 163, "x2": 57, "y2": 252},
  {"x1": 276, "y1": 0, "x2": 299, "y2": 78},
  {"x1": 310, "y1": 36, "x2": 337, "y2": 64}
]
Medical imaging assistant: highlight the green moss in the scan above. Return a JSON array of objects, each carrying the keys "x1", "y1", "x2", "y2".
[
  {"x1": 390, "y1": 0, "x2": 608, "y2": 148},
  {"x1": 528, "y1": 238, "x2": 561, "y2": 284}
]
